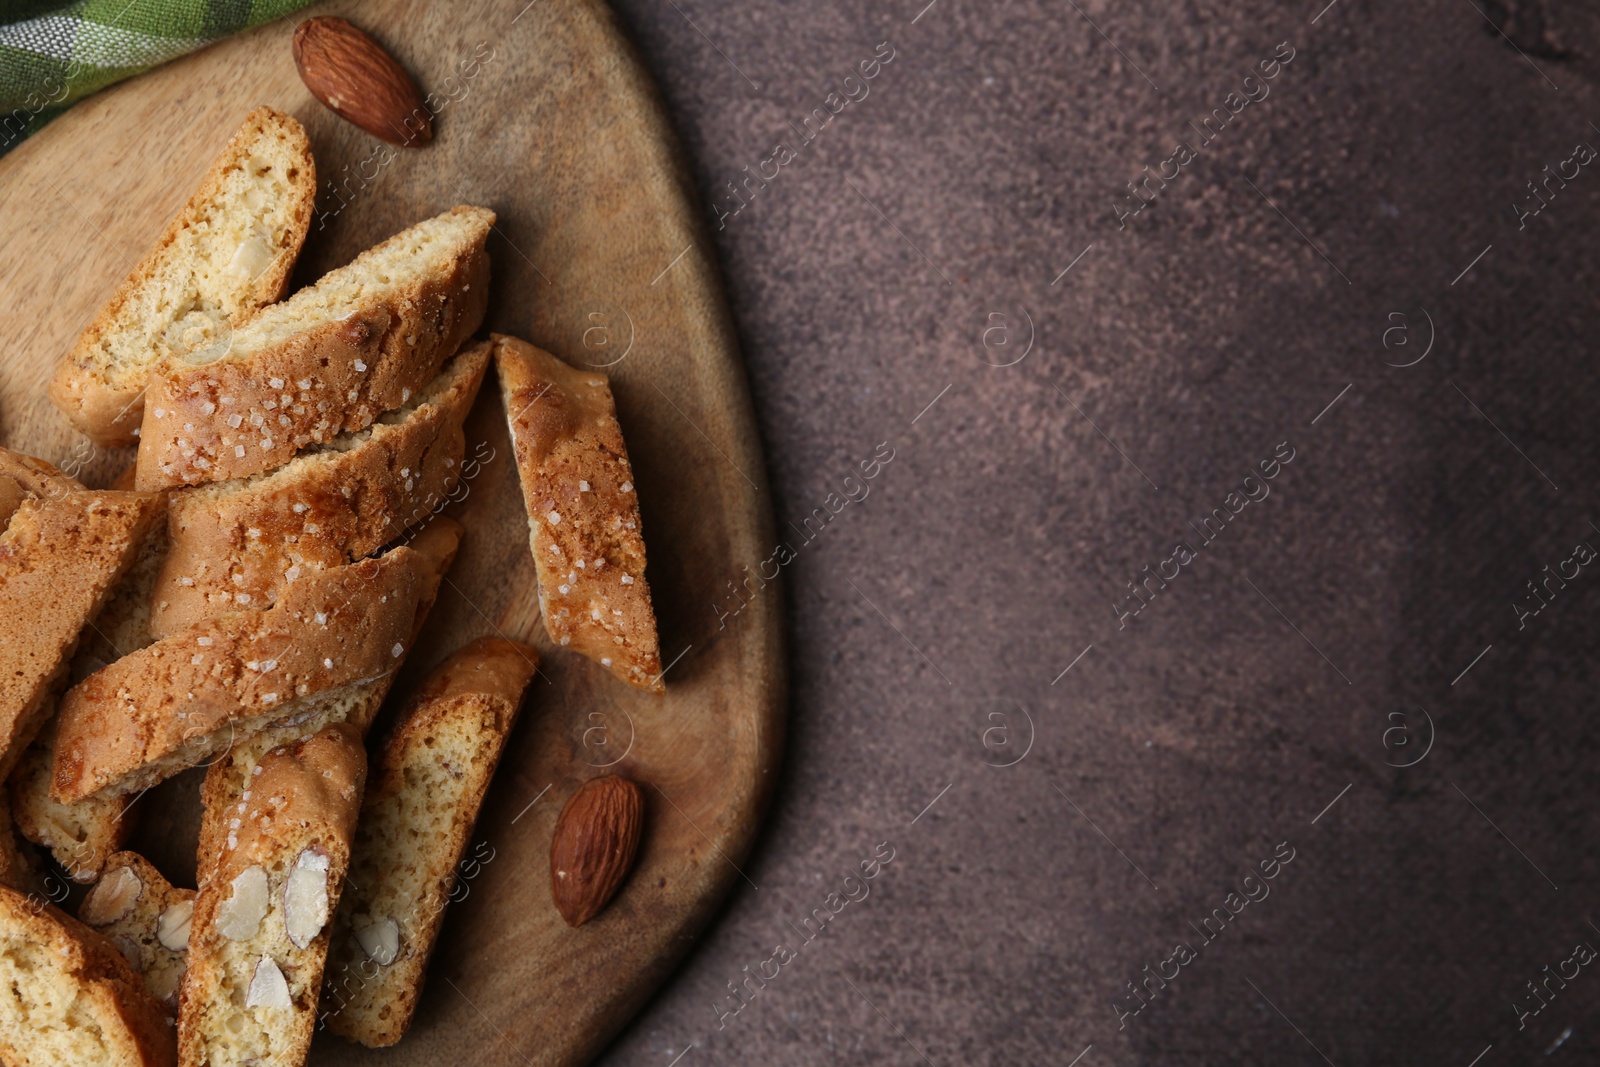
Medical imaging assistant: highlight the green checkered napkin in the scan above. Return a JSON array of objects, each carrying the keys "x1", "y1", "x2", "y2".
[{"x1": 0, "y1": 0, "x2": 314, "y2": 156}]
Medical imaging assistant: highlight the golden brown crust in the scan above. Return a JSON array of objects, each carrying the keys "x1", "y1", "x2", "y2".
[
  {"x1": 493, "y1": 334, "x2": 663, "y2": 691},
  {"x1": 49, "y1": 106, "x2": 316, "y2": 445},
  {"x1": 51, "y1": 545, "x2": 434, "y2": 804},
  {"x1": 0, "y1": 488, "x2": 164, "y2": 777},
  {"x1": 193, "y1": 517, "x2": 463, "y2": 888},
  {"x1": 324, "y1": 637, "x2": 537, "y2": 1046},
  {"x1": 135, "y1": 206, "x2": 494, "y2": 490},
  {"x1": 0, "y1": 884, "x2": 176, "y2": 1067},
  {"x1": 192, "y1": 686, "x2": 373, "y2": 894},
  {"x1": 215, "y1": 724, "x2": 366, "y2": 874},
  {"x1": 407, "y1": 635, "x2": 540, "y2": 712},
  {"x1": 149, "y1": 341, "x2": 489, "y2": 638},
  {"x1": 179, "y1": 724, "x2": 365, "y2": 1067}
]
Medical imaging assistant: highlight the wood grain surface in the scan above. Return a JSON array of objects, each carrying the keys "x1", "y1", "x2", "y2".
[{"x1": 0, "y1": 1, "x2": 784, "y2": 1064}]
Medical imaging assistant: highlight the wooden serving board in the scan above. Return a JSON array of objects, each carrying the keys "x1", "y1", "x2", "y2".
[{"x1": 0, "y1": 2, "x2": 784, "y2": 1064}]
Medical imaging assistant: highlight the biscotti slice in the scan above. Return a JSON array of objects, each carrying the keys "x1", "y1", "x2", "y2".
[
  {"x1": 9, "y1": 490, "x2": 166, "y2": 883},
  {"x1": 323, "y1": 636, "x2": 538, "y2": 1045},
  {"x1": 194, "y1": 517, "x2": 463, "y2": 887},
  {"x1": 0, "y1": 883, "x2": 176, "y2": 1066},
  {"x1": 79, "y1": 852, "x2": 196, "y2": 1011},
  {"x1": 494, "y1": 334, "x2": 663, "y2": 691},
  {"x1": 11, "y1": 720, "x2": 133, "y2": 883},
  {"x1": 150, "y1": 340, "x2": 491, "y2": 639},
  {"x1": 52, "y1": 542, "x2": 436, "y2": 804},
  {"x1": 137, "y1": 205, "x2": 495, "y2": 490},
  {"x1": 49, "y1": 107, "x2": 316, "y2": 445},
  {"x1": 178, "y1": 723, "x2": 366, "y2": 1067},
  {"x1": 0, "y1": 488, "x2": 164, "y2": 776}
]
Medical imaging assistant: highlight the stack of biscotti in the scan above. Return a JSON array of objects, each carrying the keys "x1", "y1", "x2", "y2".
[
  {"x1": 39, "y1": 198, "x2": 495, "y2": 801},
  {"x1": 0, "y1": 95, "x2": 541, "y2": 1067},
  {"x1": 149, "y1": 339, "x2": 489, "y2": 637},
  {"x1": 42, "y1": 197, "x2": 493, "y2": 803},
  {"x1": 1, "y1": 91, "x2": 688, "y2": 1063},
  {"x1": 49, "y1": 107, "x2": 317, "y2": 445},
  {"x1": 75, "y1": 191, "x2": 487, "y2": 1061},
  {"x1": 134, "y1": 203, "x2": 493, "y2": 491}
]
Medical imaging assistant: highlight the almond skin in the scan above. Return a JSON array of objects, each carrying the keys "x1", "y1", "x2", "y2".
[
  {"x1": 292, "y1": 17, "x2": 432, "y2": 147},
  {"x1": 550, "y1": 775, "x2": 644, "y2": 927}
]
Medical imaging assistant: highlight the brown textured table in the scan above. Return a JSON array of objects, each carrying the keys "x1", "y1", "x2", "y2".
[{"x1": 591, "y1": 0, "x2": 1600, "y2": 1064}]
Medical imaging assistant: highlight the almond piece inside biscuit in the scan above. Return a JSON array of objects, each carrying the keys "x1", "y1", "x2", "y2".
[
  {"x1": 353, "y1": 914, "x2": 400, "y2": 966},
  {"x1": 216, "y1": 866, "x2": 269, "y2": 940},
  {"x1": 80, "y1": 865, "x2": 144, "y2": 926},
  {"x1": 283, "y1": 847, "x2": 331, "y2": 949},
  {"x1": 246, "y1": 956, "x2": 293, "y2": 1010},
  {"x1": 158, "y1": 900, "x2": 195, "y2": 951}
]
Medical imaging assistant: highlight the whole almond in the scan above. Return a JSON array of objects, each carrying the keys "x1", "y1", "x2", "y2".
[
  {"x1": 550, "y1": 775, "x2": 644, "y2": 927},
  {"x1": 292, "y1": 17, "x2": 432, "y2": 147}
]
